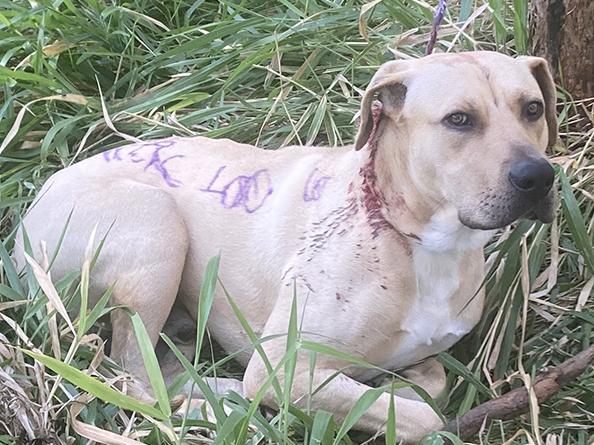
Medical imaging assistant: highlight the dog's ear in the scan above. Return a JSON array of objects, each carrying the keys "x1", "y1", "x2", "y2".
[
  {"x1": 354, "y1": 61, "x2": 412, "y2": 150},
  {"x1": 520, "y1": 56, "x2": 558, "y2": 149}
]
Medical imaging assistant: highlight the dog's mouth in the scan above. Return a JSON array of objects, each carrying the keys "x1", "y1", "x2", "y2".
[
  {"x1": 459, "y1": 188, "x2": 557, "y2": 231},
  {"x1": 523, "y1": 204, "x2": 552, "y2": 223}
]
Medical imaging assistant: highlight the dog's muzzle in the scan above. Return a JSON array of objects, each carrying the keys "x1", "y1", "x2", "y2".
[{"x1": 459, "y1": 156, "x2": 556, "y2": 230}]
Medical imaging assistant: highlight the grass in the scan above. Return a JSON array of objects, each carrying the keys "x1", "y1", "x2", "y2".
[{"x1": 1, "y1": 0, "x2": 593, "y2": 444}]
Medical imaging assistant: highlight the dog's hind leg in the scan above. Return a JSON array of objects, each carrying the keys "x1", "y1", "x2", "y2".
[
  {"x1": 18, "y1": 179, "x2": 189, "y2": 400},
  {"x1": 99, "y1": 189, "x2": 189, "y2": 399}
]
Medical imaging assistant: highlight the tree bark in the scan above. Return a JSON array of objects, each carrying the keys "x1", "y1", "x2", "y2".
[{"x1": 530, "y1": 0, "x2": 594, "y2": 100}]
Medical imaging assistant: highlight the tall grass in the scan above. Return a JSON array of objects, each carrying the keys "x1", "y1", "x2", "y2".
[{"x1": 1, "y1": 1, "x2": 593, "y2": 444}]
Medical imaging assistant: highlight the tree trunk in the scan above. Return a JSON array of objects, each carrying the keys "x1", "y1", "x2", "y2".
[{"x1": 530, "y1": 0, "x2": 594, "y2": 100}]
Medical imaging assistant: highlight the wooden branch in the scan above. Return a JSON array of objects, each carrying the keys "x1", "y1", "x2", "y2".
[{"x1": 444, "y1": 344, "x2": 594, "y2": 440}]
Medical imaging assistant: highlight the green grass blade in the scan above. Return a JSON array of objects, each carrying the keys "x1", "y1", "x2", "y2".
[
  {"x1": 196, "y1": 255, "x2": 220, "y2": 359},
  {"x1": 437, "y1": 353, "x2": 492, "y2": 398},
  {"x1": 130, "y1": 313, "x2": 171, "y2": 417},
  {"x1": 0, "y1": 283, "x2": 23, "y2": 301},
  {"x1": 221, "y1": 282, "x2": 283, "y2": 398},
  {"x1": 300, "y1": 341, "x2": 377, "y2": 371},
  {"x1": 422, "y1": 431, "x2": 465, "y2": 445},
  {"x1": 282, "y1": 285, "x2": 299, "y2": 439},
  {"x1": 84, "y1": 284, "x2": 115, "y2": 332},
  {"x1": 332, "y1": 388, "x2": 384, "y2": 445},
  {"x1": 23, "y1": 349, "x2": 166, "y2": 420},
  {"x1": 512, "y1": 0, "x2": 528, "y2": 54},
  {"x1": 494, "y1": 284, "x2": 523, "y2": 380},
  {"x1": 559, "y1": 169, "x2": 594, "y2": 273},
  {"x1": 308, "y1": 410, "x2": 334, "y2": 445},
  {"x1": 459, "y1": 0, "x2": 474, "y2": 21},
  {"x1": 225, "y1": 390, "x2": 285, "y2": 442},
  {"x1": 235, "y1": 351, "x2": 295, "y2": 445},
  {"x1": 385, "y1": 381, "x2": 396, "y2": 445},
  {"x1": 159, "y1": 334, "x2": 227, "y2": 423},
  {"x1": 211, "y1": 410, "x2": 244, "y2": 445},
  {"x1": 0, "y1": 240, "x2": 24, "y2": 295}
]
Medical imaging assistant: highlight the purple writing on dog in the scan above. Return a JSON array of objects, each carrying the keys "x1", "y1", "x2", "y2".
[
  {"x1": 103, "y1": 139, "x2": 184, "y2": 187},
  {"x1": 201, "y1": 166, "x2": 273, "y2": 213},
  {"x1": 303, "y1": 168, "x2": 331, "y2": 202}
]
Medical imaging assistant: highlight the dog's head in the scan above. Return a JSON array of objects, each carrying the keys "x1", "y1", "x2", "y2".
[{"x1": 355, "y1": 51, "x2": 557, "y2": 230}]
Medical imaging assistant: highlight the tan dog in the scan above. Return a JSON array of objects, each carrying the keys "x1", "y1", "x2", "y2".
[{"x1": 13, "y1": 51, "x2": 557, "y2": 442}]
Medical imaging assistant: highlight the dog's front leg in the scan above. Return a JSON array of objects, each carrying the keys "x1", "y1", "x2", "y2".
[
  {"x1": 245, "y1": 353, "x2": 443, "y2": 442},
  {"x1": 242, "y1": 294, "x2": 444, "y2": 443}
]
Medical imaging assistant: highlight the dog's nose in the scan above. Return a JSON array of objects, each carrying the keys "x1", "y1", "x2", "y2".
[{"x1": 508, "y1": 158, "x2": 554, "y2": 199}]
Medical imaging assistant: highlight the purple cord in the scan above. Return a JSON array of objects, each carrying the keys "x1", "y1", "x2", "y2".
[{"x1": 426, "y1": 0, "x2": 447, "y2": 55}]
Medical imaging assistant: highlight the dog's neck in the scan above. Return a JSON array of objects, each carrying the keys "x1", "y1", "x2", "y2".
[{"x1": 351, "y1": 108, "x2": 493, "y2": 253}]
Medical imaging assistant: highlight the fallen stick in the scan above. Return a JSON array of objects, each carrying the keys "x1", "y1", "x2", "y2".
[{"x1": 444, "y1": 344, "x2": 594, "y2": 440}]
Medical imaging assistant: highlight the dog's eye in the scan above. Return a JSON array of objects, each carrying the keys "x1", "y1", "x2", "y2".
[
  {"x1": 525, "y1": 101, "x2": 544, "y2": 121},
  {"x1": 444, "y1": 112, "x2": 473, "y2": 129}
]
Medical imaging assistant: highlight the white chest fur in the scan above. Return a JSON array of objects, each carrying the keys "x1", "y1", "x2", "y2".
[
  {"x1": 392, "y1": 246, "x2": 472, "y2": 367},
  {"x1": 380, "y1": 207, "x2": 493, "y2": 370}
]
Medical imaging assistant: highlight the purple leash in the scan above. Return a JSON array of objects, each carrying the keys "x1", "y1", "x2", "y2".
[{"x1": 426, "y1": 0, "x2": 447, "y2": 55}]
